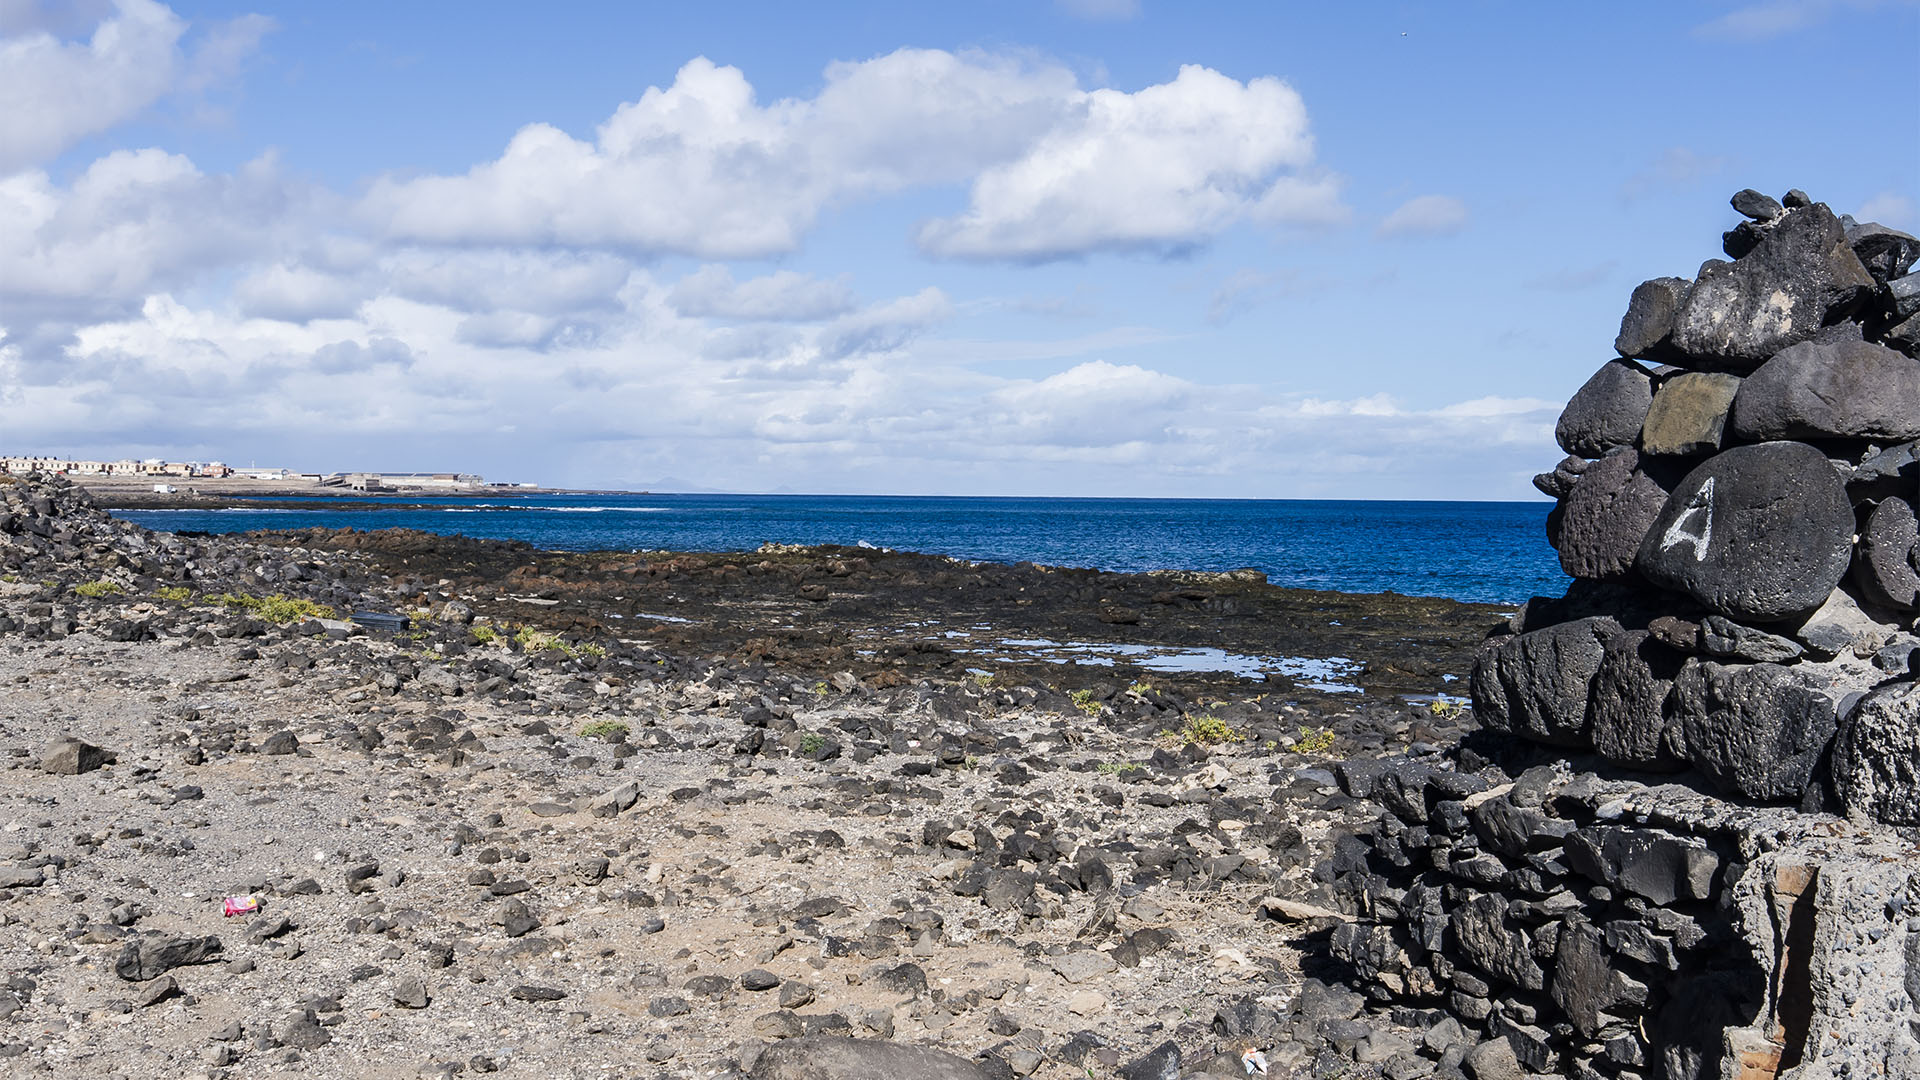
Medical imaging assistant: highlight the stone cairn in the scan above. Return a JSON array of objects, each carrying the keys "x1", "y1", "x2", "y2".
[{"x1": 1316, "y1": 192, "x2": 1919, "y2": 1080}]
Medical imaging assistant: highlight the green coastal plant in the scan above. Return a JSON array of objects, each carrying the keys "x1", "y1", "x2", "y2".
[
  {"x1": 578, "y1": 719, "x2": 629, "y2": 741},
  {"x1": 74, "y1": 579, "x2": 125, "y2": 598},
  {"x1": 207, "y1": 591, "x2": 335, "y2": 623},
  {"x1": 1069, "y1": 688, "x2": 1102, "y2": 717},
  {"x1": 1094, "y1": 761, "x2": 1144, "y2": 776},
  {"x1": 153, "y1": 586, "x2": 192, "y2": 603},
  {"x1": 1427, "y1": 699, "x2": 1466, "y2": 721},
  {"x1": 1161, "y1": 713, "x2": 1243, "y2": 747},
  {"x1": 798, "y1": 732, "x2": 827, "y2": 756},
  {"x1": 470, "y1": 625, "x2": 498, "y2": 644},
  {"x1": 1289, "y1": 726, "x2": 1337, "y2": 755}
]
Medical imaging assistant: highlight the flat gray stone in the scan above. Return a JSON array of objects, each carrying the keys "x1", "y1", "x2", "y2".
[{"x1": 1051, "y1": 949, "x2": 1118, "y2": 984}]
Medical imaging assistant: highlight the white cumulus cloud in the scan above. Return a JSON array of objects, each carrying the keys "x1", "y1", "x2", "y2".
[
  {"x1": 918, "y1": 65, "x2": 1341, "y2": 260},
  {"x1": 362, "y1": 51, "x2": 1343, "y2": 263}
]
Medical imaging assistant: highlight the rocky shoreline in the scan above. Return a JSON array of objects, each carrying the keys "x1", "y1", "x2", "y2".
[{"x1": 2, "y1": 473, "x2": 1506, "y2": 1080}]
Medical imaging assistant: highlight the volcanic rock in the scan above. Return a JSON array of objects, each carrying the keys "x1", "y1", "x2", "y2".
[
  {"x1": 1470, "y1": 617, "x2": 1619, "y2": 747},
  {"x1": 1727, "y1": 337, "x2": 1920, "y2": 442},
  {"x1": 1614, "y1": 277, "x2": 1691, "y2": 362},
  {"x1": 1556, "y1": 451, "x2": 1676, "y2": 581},
  {"x1": 1588, "y1": 630, "x2": 1685, "y2": 770},
  {"x1": 1555, "y1": 361, "x2": 1653, "y2": 458},
  {"x1": 1672, "y1": 659, "x2": 1873, "y2": 802},
  {"x1": 1635, "y1": 441, "x2": 1854, "y2": 622},
  {"x1": 1669, "y1": 202, "x2": 1874, "y2": 368},
  {"x1": 1831, "y1": 680, "x2": 1920, "y2": 823},
  {"x1": 1854, "y1": 497, "x2": 1920, "y2": 612},
  {"x1": 1638, "y1": 372, "x2": 1742, "y2": 456}
]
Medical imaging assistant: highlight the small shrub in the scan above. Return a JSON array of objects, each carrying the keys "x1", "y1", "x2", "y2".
[
  {"x1": 1069, "y1": 688, "x2": 1102, "y2": 717},
  {"x1": 575, "y1": 642, "x2": 607, "y2": 659},
  {"x1": 812, "y1": 681, "x2": 830, "y2": 696},
  {"x1": 1162, "y1": 713, "x2": 1243, "y2": 747},
  {"x1": 153, "y1": 586, "x2": 192, "y2": 603},
  {"x1": 209, "y1": 592, "x2": 334, "y2": 623},
  {"x1": 798, "y1": 732, "x2": 827, "y2": 756},
  {"x1": 74, "y1": 579, "x2": 125, "y2": 598},
  {"x1": 1, "y1": 573, "x2": 20, "y2": 583},
  {"x1": 1094, "y1": 761, "x2": 1144, "y2": 776},
  {"x1": 578, "y1": 719, "x2": 629, "y2": 742},
  {"x1": 470, "y1": 625, "x2": 498, "y2": 644},
  {"x1": 1289, "y1": 726, "x2": 1337, "y2": 755},
  {"x1": 1126, "y1": 680, "x2": 1155, "y2": 696},
  {"x1": 1427, "y1": 699, "x2": 1466, "y2": 721}
]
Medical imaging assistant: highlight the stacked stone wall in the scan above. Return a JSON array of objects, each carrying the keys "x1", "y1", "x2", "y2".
[{"x1": 1314, "y1": 191, "x2": 1920, "y2": 1080}]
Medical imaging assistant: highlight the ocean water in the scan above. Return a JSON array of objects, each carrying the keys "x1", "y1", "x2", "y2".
[{"x1": 115, "y1": 493, "x2": 1567, "y2": 605}]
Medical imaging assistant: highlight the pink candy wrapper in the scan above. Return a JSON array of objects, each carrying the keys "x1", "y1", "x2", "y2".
[{"x1": 222, "y1": 895, "x2": 260, "y2": 917}]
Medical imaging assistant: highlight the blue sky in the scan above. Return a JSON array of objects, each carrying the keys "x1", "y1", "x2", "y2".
[{"x1": 1, "y1": 0, "x2": 1915, "y2": 497}]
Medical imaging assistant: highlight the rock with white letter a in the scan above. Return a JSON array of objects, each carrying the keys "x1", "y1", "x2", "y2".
[{"x1": 1634, "y1": 441, "x2": 1854, "y2": 622}]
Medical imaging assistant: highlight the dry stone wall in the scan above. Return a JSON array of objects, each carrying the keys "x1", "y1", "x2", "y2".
[{"x1": 1314, "y1": 192, "x2": 1920, "y2": 1080}]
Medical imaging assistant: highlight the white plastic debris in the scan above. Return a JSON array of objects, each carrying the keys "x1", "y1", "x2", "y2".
[{"x1": 1241, "y1": 1048, "x2": 1269, "y2": 1075}]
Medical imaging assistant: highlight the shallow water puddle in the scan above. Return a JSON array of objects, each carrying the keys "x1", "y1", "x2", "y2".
[{"x1": 954, "y1": 636, "x2": 1363, "y2": 692}]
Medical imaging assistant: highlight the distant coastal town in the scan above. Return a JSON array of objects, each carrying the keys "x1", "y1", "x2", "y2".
[{"x1": 0, "y1": 454, "x2": 531, "y2": 493}]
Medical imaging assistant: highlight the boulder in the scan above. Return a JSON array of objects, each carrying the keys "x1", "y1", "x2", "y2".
[
  {"x1": 1669, "y1": 202, "x2": 1875, "y2": 369},
  {"x1": 1556, "y1": 451, "x2": 1676, "y2": 580},
  {"x1": 1556, "y1": 361, "x2": 1653, "y2": 458},
  {"x1": 114, "y1": 934, "x2": 223, "y2": 981},
  {"x1": 1550, "y1": 921, "x2": 1635, "y2": 1039},
  {"x1": 1847, "y1": 222, "x2": 1920, "y2": 284},
  {"x1": 1730, "y1": 189, "x2": 1784, "y2": 222},
  {"x1": 1588, "y1": 630, "x2": 1686, "y2": 771},
  {"x1": 1673, "y1": 659, "x2": 1873, "y2": 802},
  {"x1": 750, "y1": 1037, "x2": 992, "y2": 1080},
  {"x1": 1700, "y1": 615, "x2": 1804, "y2": 662},
  {"x1": 1469, "y1": 617, "x2": 1620, "y2": 747},
  {"x1": 1563, "y1": 825, "x2": 1718, "y2": 906},
  {"x1": 1854, "y1": 497, "x2": 1920, "y2": 612},
  {"x1": 1635, "y1": 441, "x2": 1855, "y2": 622},
  {"x1": 1847, "y1": 439, "x2": 1920, "y2": 503},
  {"x1": 42, "y1": 737, "x2": 112, "y2": 775},
  {"x1": 1727, "y1": 337, "x2": 1920, "y2": 442},
  {"x1": 1614, "y1": 277, "x2": 1691, "y2": 362},
  {"x1": 1449, "y1": 894, "x2": 1544, "y2": 991},
  {"x1": 1531, "y1": 455, "x2": 1588, "y2": 499},
  {"x1": 1638, "y1": 372, "x2": 1742, "y2": 456},
  {"x1": 1790, "y1": 586, "x2": 1902, "y2": 658},
  {"x1": 1831, "y1": 679, "x2": 1920, "y2": 823}
]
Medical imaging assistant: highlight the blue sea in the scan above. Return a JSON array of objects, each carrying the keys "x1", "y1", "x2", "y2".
[{"x1": 116, "y1": 494, "x2": 1567, "y2": 606}]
